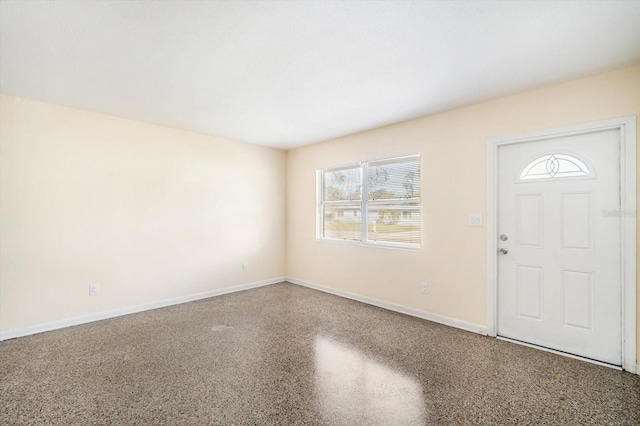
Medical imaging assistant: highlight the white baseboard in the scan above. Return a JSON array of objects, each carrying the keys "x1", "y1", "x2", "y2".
[
  {"x1": 0, "y1": 277, "x2": 285, "y2": 341},
  {"x1": 286, "y1": 277, "x2": 487, "y2": 336}
]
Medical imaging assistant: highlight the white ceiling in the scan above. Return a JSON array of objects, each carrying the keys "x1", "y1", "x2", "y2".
[{"x1": 1, "y1": 1, "x2": 639, "y2": 150}]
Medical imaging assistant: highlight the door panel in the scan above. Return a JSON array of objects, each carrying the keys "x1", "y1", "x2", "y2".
[
  {"x1": 562, "y1": 270, "x2": 594, "y2": 331},
  {"x1": 516, "y1": 265, "x2": 543, "y2": 320},
  {"x1": 516, "y1": 195, "x2": 543, "y2": 247},
  {"x1": 497, "y1": 129, "x2": 621, "y2": 365},
  {"x1": 562, "y1": 193, "x2": 592, "y2": 250}
]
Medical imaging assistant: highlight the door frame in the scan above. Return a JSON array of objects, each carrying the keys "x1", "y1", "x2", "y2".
[{"x1": 486, "y1": 117, "x2": 637, "y2": 373}]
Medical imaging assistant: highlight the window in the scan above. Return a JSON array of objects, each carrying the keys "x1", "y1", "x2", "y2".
[
  {"x1": 519, "y1": 153, "x2": 591, "y2": 181},
  {"x1": 318, "y1": 154, "x2": 421, "y2": 249}
]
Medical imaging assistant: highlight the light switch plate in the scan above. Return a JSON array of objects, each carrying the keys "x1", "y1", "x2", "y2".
[
  {"x1": 89, "y1": 282, "x2": 100, "y2": 296},
  {"x1": 468, "y1": 214, "x2": 483, "y2": 227}
]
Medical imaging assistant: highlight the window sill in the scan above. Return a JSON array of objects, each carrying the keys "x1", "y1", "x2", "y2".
[{"x1": 316, "y1": 237, "x2": 420, "y2": 251}]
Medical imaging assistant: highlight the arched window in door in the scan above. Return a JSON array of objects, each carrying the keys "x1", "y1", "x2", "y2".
[{"x1": 519, "y1": 153, "x2": 591, "y2": 181}]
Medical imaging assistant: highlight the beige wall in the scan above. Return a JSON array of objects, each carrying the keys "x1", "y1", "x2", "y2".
[
  {"x1": 287, "y1": 64, "x2": 640, "y2": 358},
  {"x1": 0, "y1": 94, "x2": 286, "y2": 333},
  {"x1": 1, "y1": 65, "x2": 639, "y2": 363}
]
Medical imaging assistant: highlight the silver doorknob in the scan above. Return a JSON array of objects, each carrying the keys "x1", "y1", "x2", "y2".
[{"x1": 499, "y1": 248, "x2": 508, "y2": 255}]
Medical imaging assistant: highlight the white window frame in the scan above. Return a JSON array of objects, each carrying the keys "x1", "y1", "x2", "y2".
[{"x1": 316, "y1": 154, "x2": 421, "y2": 250}]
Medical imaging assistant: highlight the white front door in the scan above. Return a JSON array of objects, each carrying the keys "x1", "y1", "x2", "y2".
[{"x1": 497, "y1": 129, "x2": 622, "y2": 365}]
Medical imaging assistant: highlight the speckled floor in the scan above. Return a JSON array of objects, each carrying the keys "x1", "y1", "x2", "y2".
[{"x1": 1, "y1": 282, "x2": 638, "y2": 425}]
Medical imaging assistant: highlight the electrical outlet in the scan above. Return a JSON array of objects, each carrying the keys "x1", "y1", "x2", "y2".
[
  {"x1": 242, "y1": 263, "x2": 249, "y2": 272},
  {"x1": 421, "y1": 283, "x2": 429, "y2": 294},
  {"x1": 89, "y1": 282, "x2": 100, "y2": 296}
]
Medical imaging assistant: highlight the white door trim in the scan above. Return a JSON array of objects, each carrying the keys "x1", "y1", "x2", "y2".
[{"x1": 487, "y1": 117, "x2": 636, "y2": 373}]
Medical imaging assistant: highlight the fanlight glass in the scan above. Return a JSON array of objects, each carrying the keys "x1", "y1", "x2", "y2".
[{"x1": 519, "y1": 154, "x2": 590, "y2": 181}]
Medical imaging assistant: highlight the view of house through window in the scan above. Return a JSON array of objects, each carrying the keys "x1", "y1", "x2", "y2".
[{"x1": 318, "y1": 155, "x2": 421, "y2": 248}]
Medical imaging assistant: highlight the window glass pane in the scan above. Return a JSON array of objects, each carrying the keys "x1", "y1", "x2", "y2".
[
  {"x1": 368, "y1": 158, "x2": 420, "y2": 200},
  {"x1": 367, "y1": 204, "x2": 420, "y2": 246},
  {"x1": 519, "y1": 154, "x2": 590, "y2": 181},
  {"x1": 323, "y1": 205, "x2": 362, "y2": 241},
  {"x1": 323, "y1": 167, "x2": 361, "y2": 201}
]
